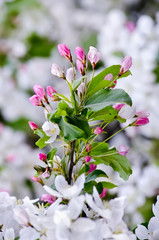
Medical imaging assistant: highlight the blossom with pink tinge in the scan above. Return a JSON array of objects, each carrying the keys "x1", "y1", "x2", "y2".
[
  {"x1": 39, "y1": 153, "x2": 47, "y2": 161},
  {"x1": 46, "y1": 86, "x2": 57, "y2": 101},
  {"x1": 86, "y1": 143, "x2": 92, "y2": 152},
  {"x1": 66, "y1": 67, "x2": 75, "y2": 83},
  {"x1": 104, "y1": 73, "x2": 117, "y2": 88},
  {"x1": 88, "y1": 163, "x2": 97, "y2": 173},
  {"x1": 119, "y1": 56, "x2": 132, "y2": 76},
  {"x1": 76, "y1": 59, "x2": 85, "y2": 76},
  {"x1": 104, "y1": 74, "x2": 113, "y2": 81},
  {"x1": 42, "y1": 171, "x2": 50, "y2": 178},
  {"x1": 77, "y1": 82, "x2": 85, "y2": 95},
  {"x1": 125, "y1": 21, "x2": 135, "y2": 32},
  {"x1": 118, "y1": 145, "x2": 130, "y2": 156},
  {"x1": 29, "y1": 95, "x2": 43, "y2": 106},
  {"x1": 58, "y1": 44, "x2": 72, "y2": 62},
  {"x1": 87, "y1": 46, "x2": 102, "y2": 69},
  {"x1": 51, "y1": 63, "x2": 65, "y2": 78},
  {"x1": 6, "y1": 154, "x2": 16, "y2": 163},
  {"x1": 41, "y1": 194, "x2": 56, "y2": 204},
  {"x1": 28, "y1": 121, "x2": 38, "y2": 131},
  {"x1": 100, "y1": 188, "x2": 107, "y2": 198},
  {"x1": 84, "y1": 156, "x2": 91, "y2": 163},
  {"x1": 134, "y1": 117, "x2": 149, "y2": 126},
  {"x1": 31, "y1": 176, "x2": 41, "y2": 182},
  {"x1": 113, "y1": 103, "x2": 125, "y2": 111},
  {"x1": 33, "y1": 85, "x2": 47, "y2": 102},
  {"x1": 136, "y1": 110, "x2": 150, "y2": 118},
  {"x1": 94, "y1": 127, "x2": 103, "y2": 135},
  {"x1": 75, "y1": 46, "x2": 86, "y2": 63}
]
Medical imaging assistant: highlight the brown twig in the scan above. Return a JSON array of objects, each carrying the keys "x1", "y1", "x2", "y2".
[{"x1": 68, "y1": 140, "x2": 75, "y2": 184}]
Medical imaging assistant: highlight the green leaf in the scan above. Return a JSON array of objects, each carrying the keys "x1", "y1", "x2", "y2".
[
  {"x1": 58, "y1": 101, "x2": 73, "y2": 115},
  {"x1": 67, "y1": 115, "x2": 91, "y2": 138},
  {"x1": 87, "y1": 79, "x2": 111, "y2": 97},
  {"x1": 78, "y1": 164, "x2": 90, "y2": 176},
  {"x1": 99, "y1": 181, "x2": 117, "y2": 189},
  {"x1": 35, "y1": 136, "x2": 50, "y2": 149},
  {"x1": 47, "y1": 148, "x2": 57, "y2": 160},
  {"x1": 89, "y1": 142, "x2": 109, "y2": 157},
  {"x1": 84, "y1": 181, "x2": 97, "y2": 194},
  {"x1": 84, "y1": 88, "x2": 132, "y2": 111},
  {"x1": 85, "y1": 169, "x2": 108, "y2": 183},
  {"x1": 93, "y1": 149, "x2": 132, "y2": 180},
  {"x1": 88, "y1": 106, "x2": 117, "y2": 121},
  {"x1": 6, "y1": 118, "x2": 30, "y2": 132},
  {"x1": 72, "y1": 76, "x2": 85, "y2": 91},
  {"x1": 86, "y1": 65, "x2": 131, "y2": 96},
  {"x1": 34, "y1": 129, "x2": 45, "y2": 138},
  {"x1": 59, "y1": 116, "x2": 85, "y2": 141}
]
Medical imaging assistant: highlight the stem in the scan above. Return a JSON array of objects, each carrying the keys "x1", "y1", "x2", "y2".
[
  {"x1": 86, "y1": 68, "x2": 95, "y2": 94},
  {"x1": 68, "y1": 140, "x2": 75, "y2": 184}
]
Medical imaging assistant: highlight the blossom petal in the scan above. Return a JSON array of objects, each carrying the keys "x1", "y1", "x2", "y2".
[{"x1": 135, "y1": 224, "x2": 149, "y2": 240}]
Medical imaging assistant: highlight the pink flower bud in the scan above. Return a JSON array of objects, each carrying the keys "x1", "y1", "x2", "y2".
[
  {"x1": 33, "y1": 85, "x2": 47, "y2": 102},
  {"x1": 118, "y1": 145, "x2": 130, "y2": 156},
  {"x1": 125, "y1": 21, "x2": 135, "y2": 32},
  {"x1": 88, "y1": 163, "x2": 97, "y2": 173},
  {"x1": 31, "y1": 176, "x2": 41, "y2": 182},
  {"x1": 100, "y1": 188, "x2": 107, "y2": 198},
  {"x1": 113, "y1": 103, "x2": 125, "y2": 111},
  {"x1": 66, "y1": 67, "x2": 75, "y2": 83},
  {"x1": 136, "y1": 110, "x2": 150, "y2": 118},
  {"x1": 119, "y1": 56, "x2": 132, "y2": 76},
  {"x1": 104, "y1": 74, "x2": 113, "y2": 81},
  {"x1": 58, "y1": 44, "x2": 72, "y2": 62},
  {"x1": 51, "y1": 63, "x2": 65, "y2": 78},
  {"x1": 134, "y1": 117, "x2": 149, "y2": 126},
  {"x1": 29, "y1": 95, "x2": 43, "y2": 106},
  {"x1": 39, "y1": 153, "x2": 47, "y2": 161},
  {"x1": 94, "y1": 127, "x2": 103, "y2": 135},
  {"x1": 84, "y1": 156, "x2": 91, "y2": 163},
  {"x1": 46, "y1": 86, "x2": 56, "y2": 97},
  {"x1": 75, "y1": 46, "x2": 86, "y2": 63},
  {"x1": 76, "y1": 59, "x2": 85, "y2": 76},
  {"x1": 41, "y1": 194, "x2": 56, "y2": 204},
  {"x1": 86, "y1": 144, "x2": 92, "y2": 152},
  {"x1": 87, "y1": 46, "x2": 102, "y2": 69},
  {"x1": 104, "y1": 74, "x2": 117, "y2": 88},
  {"x1": 28, "y1": 121, "x2": 38, "y2": 131}
]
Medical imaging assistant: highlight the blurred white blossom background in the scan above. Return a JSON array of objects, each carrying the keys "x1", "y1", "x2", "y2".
[{"x1": 0, "y1": 0, "x2": 159, "y2": 229}]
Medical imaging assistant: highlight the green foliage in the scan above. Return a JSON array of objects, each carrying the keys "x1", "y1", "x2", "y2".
[
  {"x1": 85, "y1": 169, "x2": 108, "y2": 183},
  {"x1": 84, "y1": 88, "x2": 132, "y2": 111},
  {"x1": 34, "y1": 129, "x2": 49, "y2": 149},
  {"x1": 86, "y1": 65, "x2": 131, "y2": 96},
  {"x1": 47, "y1": 148, "x2": 57, "y2": 160},
  {"x1": 88, "y1": 106, "x2": 118, "y2": 121},
  {"x1": 23, "y1": 33, "x2": 56, "y2": 60},
  {"x1": 93, "y1": 148, "x2": 132, "y2": 180},
  {"x1": 59, "y1": 116, "x2": 86, "y2": 141},
  {"x1": 6, "y1": 118, "x2": 30, "y2": 132}
]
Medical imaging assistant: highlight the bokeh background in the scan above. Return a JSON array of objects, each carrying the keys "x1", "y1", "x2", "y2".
[{"x1": 1, "y1": 0, "x2": 159, "y2": 229}]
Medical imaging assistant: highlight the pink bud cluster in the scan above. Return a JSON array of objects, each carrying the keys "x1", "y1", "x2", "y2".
[
  {"x1": 29, "y1": 84, "x2": 57, "y2": 107},
  {"x1": 113, "y1": 103, "x2": 149, "y2": 126}
]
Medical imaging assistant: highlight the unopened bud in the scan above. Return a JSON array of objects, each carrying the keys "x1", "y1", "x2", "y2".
[
  {"x1": 119, "y1": 56, "x2": 132, "y2": 76},
  {"x1": 28, "y1": 121, "x2": 38, "y2": 131},
  {"x1": 51, "y1": 63, "x2": 65, "y2": 78},
  {"x1": 76, "y1": 59, "x2": 85, "y2": 76},
  {"x1": 29, "y1": 95, "x2": 43, "y2": 107},
  {"x1": 87, "y1": 46, "x2": 102, "y2": 69},
  {"x1": 58, "y1": 44, "x2": 72, "y2": 62},
  {"x1": 33, "y1": 85, "x2": 47, "y2": 102},
  {"x1": 94, "y1": 127, "x2": 103, "y2": 135}
]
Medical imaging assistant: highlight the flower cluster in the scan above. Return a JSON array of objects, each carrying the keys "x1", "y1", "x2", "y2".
[{"x1": 6, "y1": 44, "x2": 147, "y2": 239}]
